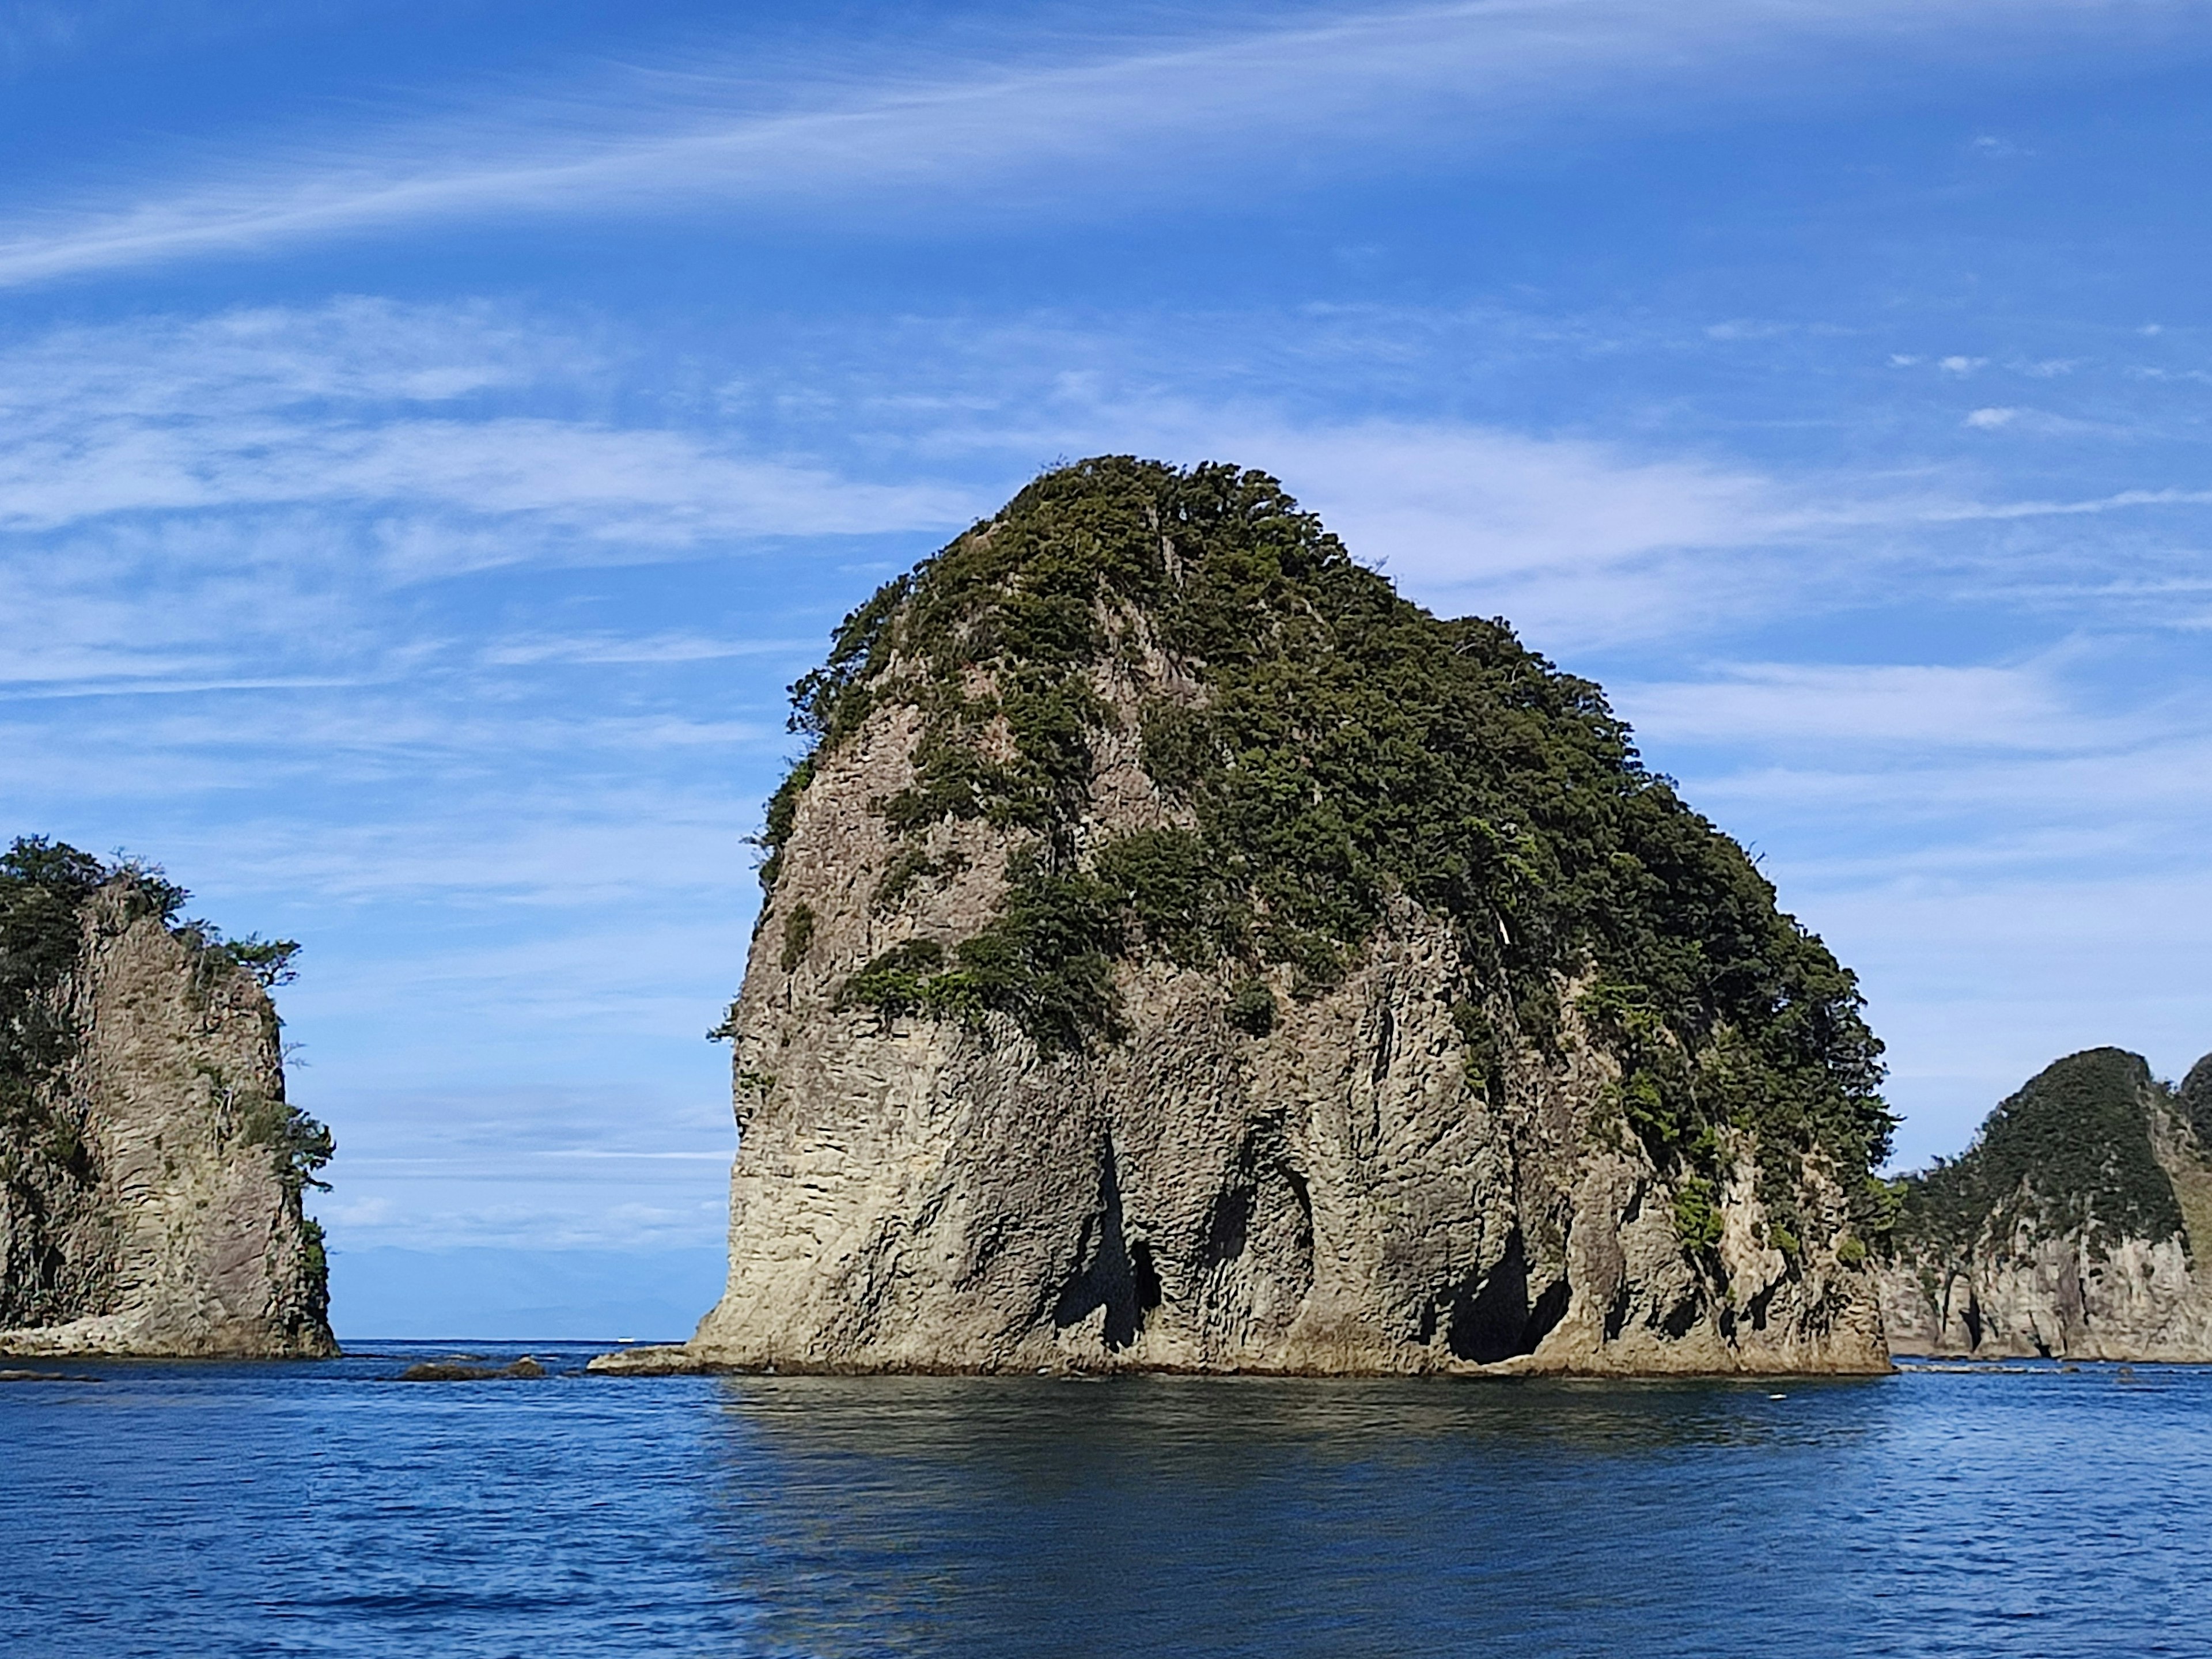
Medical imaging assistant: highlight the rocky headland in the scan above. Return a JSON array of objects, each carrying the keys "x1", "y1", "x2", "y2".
[
  {"x1": 0, "y1": 838, "x2": 334, "y2": 1358},
  {"x1": 1878, "y1": 1045, "x2": 2212, "y2": 1361},
  {"x1": 599, "y1": 457, "x2": 1896, "y2": 1378}
]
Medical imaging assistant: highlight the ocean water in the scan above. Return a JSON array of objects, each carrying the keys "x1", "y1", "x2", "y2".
[{"x1": 5, "y1": 1344, "x2": 2210, "y2": 1657}]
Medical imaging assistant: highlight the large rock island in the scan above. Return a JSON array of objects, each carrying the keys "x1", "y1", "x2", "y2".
[
  {"x1": 1879, "y1": 1046, "x2": 2212, "y2": 1360},
  {"x1": 604, "y1": 459, "x2": 1896, "y2": 1376},
  {"x1": 0, "y1": 838, "x2": 334, "y2": 1357}
]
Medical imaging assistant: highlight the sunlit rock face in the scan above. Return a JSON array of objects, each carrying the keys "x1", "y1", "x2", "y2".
[
  {"x1": 1879, "y1": 1046, "x2": 2212, "y2": 1362},
  {"x1": 1, "y1": 849, "x2": 332, "y2": 1359},
  {"x1": 608, "y1": 460, "x2": 1892, "y2": 1377}
]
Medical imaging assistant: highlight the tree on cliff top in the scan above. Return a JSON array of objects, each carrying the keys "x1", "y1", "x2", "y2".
[{"x1": 757, "y1": 457, "x2": 1891, "y2": 1208}]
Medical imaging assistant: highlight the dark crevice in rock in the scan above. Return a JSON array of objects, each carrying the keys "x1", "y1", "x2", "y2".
[
  {"x1": 1445, "y1": 1230, "x2": 1565, "y2": 1363},
  {"x1": 1051, "y1": 1137, "x2": 1154, "y2": 1350},
  {"x1": 1131, "y1": 1239, "x2": 1162, "y2": 1313},
  {"x1": 1746, "y1": 1281, "x2": 1776, "y2": 1332},
  {"x1": 1526, "y1": 1275, "x2": 1570, "y2": 1350},
  {"x1": 1200, "y1": 1182, "x2": 1252, "y2": 1268},
  {"x1": 1603, "y1": 1282, "x2": 1631, "y2": 1342}
]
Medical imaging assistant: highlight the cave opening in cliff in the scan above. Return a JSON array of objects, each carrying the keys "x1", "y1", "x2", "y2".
[
  {"x1": 1050, "y1": 1138, "x2": 1157, "y2": 1351},
  {"x1": 1445, "y1": 1232, "x2": 1569, "y2": 1363}
]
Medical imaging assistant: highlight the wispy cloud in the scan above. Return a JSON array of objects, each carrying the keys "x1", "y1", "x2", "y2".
[
  {"x1": 1617, "y1": 661, "x2": 2101, "y2": 752},
  {"x1": 0, "y1": 0, "x2": 2191, "y2": 286},
  {"x1": 0, "y1": 300, "x2": 974, "y2": 560},
  {"x1": 482, "y1": 632, "x2": 816, "y2": 666}
]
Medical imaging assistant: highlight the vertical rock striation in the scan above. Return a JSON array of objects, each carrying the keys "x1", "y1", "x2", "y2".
[
  {"x1": 1878, "y1": 1046, "x2": 2212, "y2": 1360},
  {"x1": 603, "y1": 459, "x2": 1895, "y2": 1376},
  {"x1": 0, "y1": 840, "x2": 334, "y2": 1358}
]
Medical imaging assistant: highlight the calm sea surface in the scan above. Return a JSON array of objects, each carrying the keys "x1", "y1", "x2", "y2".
[{"x1": 6, "y1": 1342, "x2": 2211, "y2": 1657}]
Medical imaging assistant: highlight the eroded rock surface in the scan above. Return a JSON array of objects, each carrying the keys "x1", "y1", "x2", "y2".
[
  {"x1": 1, "y1": 844, "x2": 332, "y2": 1358},
  {"x1": 603, "y1": 460, "x2": 1893, "y2": 1377},
  {"x1": 1879, "y1": 1046, "x2": 2212, "y2": 1361}
]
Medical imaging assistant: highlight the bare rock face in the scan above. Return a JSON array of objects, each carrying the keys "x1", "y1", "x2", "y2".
[
  {"x1": 607, "y1": 460, "x2": 1893, "y2": 1377},
  {"x1": 1878, "y1": 1047, "x2": 2212, "y2": 1361},
  {"x1": 0, "y1": 843, "x2": 333, "y2": 1358}
]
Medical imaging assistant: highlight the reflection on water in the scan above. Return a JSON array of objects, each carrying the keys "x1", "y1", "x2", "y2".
[{"x1": 5, "y1": 1346, "x2": 2210, "y2": 1656}]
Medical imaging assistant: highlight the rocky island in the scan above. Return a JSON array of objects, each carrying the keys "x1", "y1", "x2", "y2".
[
  {"x1": 1879, "y1": 1045, "x2": 2212, "y2": 1360},
  {"x1": 0, "y1": 838, "x2": 334, "y2": 1358},
  {"x1": 600, "y1": 457, "x2": 1896, "y2": 1377}
]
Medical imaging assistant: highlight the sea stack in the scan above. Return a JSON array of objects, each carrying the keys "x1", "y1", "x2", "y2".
[
  {"x1": 1879, "y1": 1046, "x2": 2212, "y2": 1361},
  {"x1": 0, "y1": 839, "x2": 334, "y2": 1358},
  {"x1": 612, "y1": 459, "x2": 1895, "y2": 1375}
]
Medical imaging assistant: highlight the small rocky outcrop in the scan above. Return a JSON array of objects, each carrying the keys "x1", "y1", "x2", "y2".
[
  {"x1": 0, "y1": 839, "x2": 334, "y2": 1358},
  {"x1": 1878, "y1": 1046, "x2": 2212, "y2": 1361},
  {"x1": 601, "y1": 460, "x2": 1895, "y2": 1377}
]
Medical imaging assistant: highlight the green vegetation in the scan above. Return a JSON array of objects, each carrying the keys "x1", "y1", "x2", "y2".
[
  {"x1": 778, "y1": 904, "x2": 816, "y2": 974},
  {"x1": 1227, "y1": 978, "x2": 1277, "y2": 1037},
  {"x1": 1, "y1": 835, "x2": 329, "y2": 1196},
  {"x1": 2180, "y1": 1050, "x2": 2212, "y2": 1145},
  {"x1": 839, "y1": 938, "x2": 948, "y2": 1017},
  {"x1": 760, "y1": 458, "x2": 1889, "y2": 1191},
  {"x1": 840, "y1": 859, "x2": 1126, "y2": 1055},
  {"x1": 1673, "y1": 1176, "x2": 1725, "y2": 1253},
  {"x1": 236, "y1": 1089, "x2": 335, "y2": 1195},
  {"x1": 215, "y1": 935, "x2": 302, "y2": 990},
  {"x1": 1890, "y1": 1047, "x2": 2184, "y2": 1261},
  {"x1": 1, "y1": 838, "x2": 111, "y2": 1154}
]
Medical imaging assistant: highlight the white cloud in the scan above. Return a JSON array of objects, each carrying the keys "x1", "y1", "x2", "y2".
[
  {"x1": 1232, "y1": 419, "x2": 1796, "y2": 642},
  {"x1": 1706, "y1": 319, "x2": 1790, "y2": 340},
  {"x1": 1616, "y1": 661, "x2": 2094, "y2": 752},
  {"x1": 482, "y1": 632, "x2": 815, "y2": 667},
  {"x1": 1938, "y1": 354, "x2": 1986, "y2": 374},
  {"x1": 1964, "y1": 405, "x2": 2017, "y2": 428},
  {"x1": 0, "y1": 300, "x2": 974, "y2": 557},
  {"x1": 0, "y1": 0, "x2": 2192, "y2": 286},
  {"x1": 1905, "y1": 484, "x2": 2212, "y2": 525}
]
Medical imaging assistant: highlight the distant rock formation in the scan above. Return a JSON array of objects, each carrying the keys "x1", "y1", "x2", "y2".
[
  {"x1": 599, "y1": 459, "x2": 1893, "y2": 1377},
  {"x1": 0, "y1": 839, "x2": 334, "y2": 1358},
  {"x1": 1878, "y1": 1046, "x2": 2212, "y2": 1361}
]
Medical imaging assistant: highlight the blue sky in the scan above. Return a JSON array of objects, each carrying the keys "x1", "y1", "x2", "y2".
[{"x1": 3, "y1": 0, "x2": 2209, "y2": 1339}]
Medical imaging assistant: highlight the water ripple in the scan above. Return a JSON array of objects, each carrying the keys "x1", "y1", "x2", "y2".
[{"x1": 5, "y1": 1346, "x2": 2210, "y2": 1656}]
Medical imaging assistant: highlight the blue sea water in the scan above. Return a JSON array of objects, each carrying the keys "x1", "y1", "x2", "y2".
[{"x1": 5, "y1": 1345, "x2": 2211, "y2": 1657}]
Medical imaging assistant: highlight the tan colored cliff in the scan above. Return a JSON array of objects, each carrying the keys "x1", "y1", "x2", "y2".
[
  {"x1": 604, "y1": 701, "x2": 1883, "y2": 1377},
  {"x1": 1878, "y1": 1047, "x2": 2212, "y2": 1361},
  {"x1": 596, "y1": 460, "x2": 1892, "y2": 1378},
  {"x1": 0, "y1": 879, "x2": 333, "y2": 1358}
]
